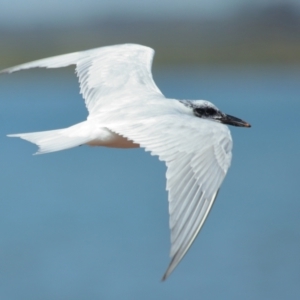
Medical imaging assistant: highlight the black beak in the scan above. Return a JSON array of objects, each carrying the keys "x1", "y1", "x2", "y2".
[{"x1": 220, "y1": 114, "x2": 251, "y2": 128}]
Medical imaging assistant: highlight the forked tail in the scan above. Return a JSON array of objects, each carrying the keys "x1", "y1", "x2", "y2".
[{"x1": 7, "y1": 121, "x2": 94, "y2": 154}]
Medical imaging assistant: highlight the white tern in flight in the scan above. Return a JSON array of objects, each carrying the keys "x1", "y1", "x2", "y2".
[{"x1": 1, "y1": 44, "x2": 251, "y2": 280}]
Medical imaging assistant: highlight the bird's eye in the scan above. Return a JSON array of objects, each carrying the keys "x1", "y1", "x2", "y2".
[
  {"x1": 193, "y1": 107, "x2": 217, "y2": 118},
  {"x1": 206, "y1": 108, "x2": 216, "y2": 115},
  {"x1": 195, "y1": 108, "x2": 205, "y2": 116}
]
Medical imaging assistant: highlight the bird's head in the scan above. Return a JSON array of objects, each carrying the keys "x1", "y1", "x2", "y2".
[{"x1": 181, "y1": 100, "x2": 251, "y2": 128}]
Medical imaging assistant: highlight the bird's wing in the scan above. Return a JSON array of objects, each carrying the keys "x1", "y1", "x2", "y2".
[
  {"x1": 0, "y1": 44, "x2": 163, "y2": 113},
  {"x1": 108, "y1": 114, "x2": 232, "y2": 280}
]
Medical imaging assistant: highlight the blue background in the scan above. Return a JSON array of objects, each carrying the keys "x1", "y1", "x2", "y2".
[{"x1": 0, "y1": 65, "x2": 299, "y2": 299}]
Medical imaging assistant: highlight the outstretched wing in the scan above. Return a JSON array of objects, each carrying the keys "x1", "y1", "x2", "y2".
[
  {"x1": 108, "y1": 114, "x2": 233, "y2": 280},
  {"x1": 0, "y1": 44, "x2": 163, "y2": 114}
]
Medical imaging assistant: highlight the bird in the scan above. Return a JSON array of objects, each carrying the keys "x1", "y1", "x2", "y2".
[{"x1": 0, "y1": 43, "x2": 250, "y2": 280}]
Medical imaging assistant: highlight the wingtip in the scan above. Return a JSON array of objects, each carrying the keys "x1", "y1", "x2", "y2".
[
  {"x1": 161, "y1": 273, "x2": 168, "y2": 282},
  {"x1": 161, "y1": 260, "x2": 175, "y2": 281},
  {"x1": 0, "y1": 66, "x2": 17, "y2": 75},
  {"x1": 0, "y1": 69, "x2": 9, "y2": 75}
]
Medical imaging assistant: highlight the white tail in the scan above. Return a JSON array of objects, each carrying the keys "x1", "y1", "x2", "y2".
[{"x1": 7, "y1": 121, "x2": 94, "y2": 154}]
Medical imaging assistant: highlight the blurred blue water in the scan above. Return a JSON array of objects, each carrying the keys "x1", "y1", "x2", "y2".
[{"x1": 0, "y1": 65, "x2": 299, "y2": 300}]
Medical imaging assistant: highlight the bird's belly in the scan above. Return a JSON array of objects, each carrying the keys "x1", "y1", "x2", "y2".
[{"x1": 86, "y1": 128, "x2": 139, "y2": 149}]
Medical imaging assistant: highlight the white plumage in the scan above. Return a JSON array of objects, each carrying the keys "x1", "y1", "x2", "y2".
[{"x1": 1, "y1": 43, "x2": 250, "y2": 280}]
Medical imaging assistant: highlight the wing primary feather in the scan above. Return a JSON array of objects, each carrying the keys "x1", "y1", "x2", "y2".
[
  {"x1": 168, "y1": 170, "x2": 196, "y2": 216},
  {"x1": 162, "y1": 190, "x2": 220, "y2": 281},
  {"x1": 170, "y1": 175, "x2": 199, "y2": 225},
  {"x1": 168, "y1": 162, "x2": 194, "y2": 197},
  {"x1": 171, "y1": 188, "x2": 204, "y2": 243},
  {"x1": 166, "y1": 154, "x2": 193, "y2": 190},
  {"x1": 170, "y1": 189, "x2": 206, "y2": 255},
  {"x1": 162, "y1": 191, "x2": 207, "y2": 281},
  {"x1": 176, "y1": 197, "x2": 210, "y2": 250}
]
